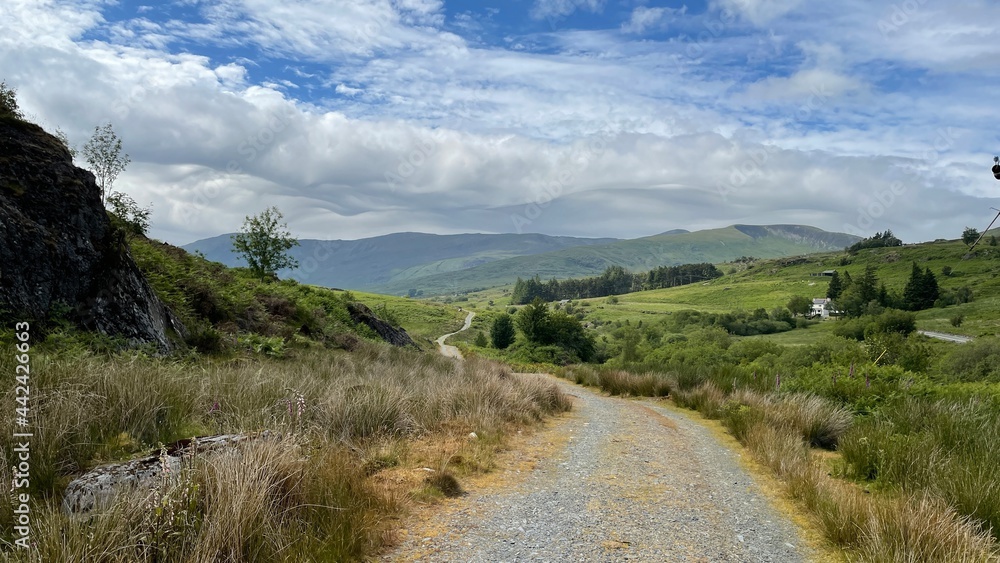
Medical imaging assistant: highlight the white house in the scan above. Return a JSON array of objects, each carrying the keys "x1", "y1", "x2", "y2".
[{"x1": 811, "y1": 298, "x2": 835, "y2": 319}]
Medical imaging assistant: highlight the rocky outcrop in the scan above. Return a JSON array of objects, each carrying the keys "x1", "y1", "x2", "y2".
[
  {"x1": 347, "y1": 301, "x2": 418, "y2": 348},
  {"x1": 0, "y1": 118, "x2": 184, "y2": 349},
  {"x1": 62, "y1": 433, "x2": 278, "y2": 513}
]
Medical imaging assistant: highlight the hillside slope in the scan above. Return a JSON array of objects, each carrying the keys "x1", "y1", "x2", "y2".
[
  {"x1": 131, "y1": 238, "x2": 467, "y2": 350},
  {"x1": 184, "y1": 232, "x2": 618, "y2": 290},
  {"x1": 373, "y1": 225, "x2": 860, "y2": 295},
  {"x1": 571, "y1": 232, "x2": 1000, "y2": 340}
]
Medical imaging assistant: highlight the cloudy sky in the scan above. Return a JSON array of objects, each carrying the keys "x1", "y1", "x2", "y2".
[{"x1": 3, "y1": 0, "x2": 999, "y2": 245}]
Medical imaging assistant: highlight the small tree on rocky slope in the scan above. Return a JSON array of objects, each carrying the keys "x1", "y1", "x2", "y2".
[
  {"x1": 232, "y1": 206, "x2": 300, "y2": 280},
  {"x1": 0, "y1": 80, "x2": 24, "y2": 121},
  {"x1": 83, "y1": 123, "x2": 131, "y2": 204}
]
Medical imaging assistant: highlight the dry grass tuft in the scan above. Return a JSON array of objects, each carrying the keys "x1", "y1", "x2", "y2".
[
  {"x1": 672, "y1": 382, "x2": 726, "y2": 418},
  {"x1": 0, "y1": 343, "x2": 570, "y2": 561},
  {"x1": 424, "y1": 471, "x2": 465, "y2": 498},
  {"x1": 730, "y1": 411, "x2": 998, "y2": 561},
  {"x1": 665, "y1": 375, "x2": 999, "y2": 561}
]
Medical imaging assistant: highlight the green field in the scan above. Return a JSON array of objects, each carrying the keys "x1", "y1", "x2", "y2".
[
  {"x1": 448, "y1": 235, "x2": 1000, "y2": 348},
  {"x1": 341, "y1": 290, "x2": 467, "y2": 344}
]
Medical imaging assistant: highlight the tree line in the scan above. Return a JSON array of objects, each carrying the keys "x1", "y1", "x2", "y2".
[
  {"x1": 825, "y1": 262, "x2": 971, "y2": 316},
  {"x1": 487, "y1": 299, "x2": 595, "y2": 363},
  {"x1": 510, "y1": 263, "x2": 723, "y2": 304},
  {"x1": 847, "y1": 230, "x2": 902, "y2": 254}
]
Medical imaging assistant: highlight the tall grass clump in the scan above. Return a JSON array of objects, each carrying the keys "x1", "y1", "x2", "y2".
[
  {"x1": 672, "y1": 382, "x2": 727, "y2": 418},
  {"x1": 663, "y1": 369, "x2": 998, "y2": 560},
  {"x1": 554, "y1": 365, "x2": 671, "y2": 397},
  {"x1": 839, "y1": 395, "x2": 1000, "y2": 540},
  {"x1": 722, "y1": 402, "x2": 998, "y2": 561},
  {"x1": 597, "y1": 369, "x2": 671, "y2": 397},
  {"x1": 21, "y1": 436, "x2": 393, "y2": 562},
  {"x1": 0, "y1": 341, "x2": 570, "y2": 560}
]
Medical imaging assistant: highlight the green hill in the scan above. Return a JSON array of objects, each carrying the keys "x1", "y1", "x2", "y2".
[
  {"x1": 564, "y1": 232, "x2": 1000, "y2": 341},
  {"x1": 372, "y1": 225, "x2": 860, "y2": 295},
  {"x1": 184, "y1": 231, "x2": 619, "y2": 291},
  {"x1": 130, "y1": 237, "x2": 467, "y2": 351}
]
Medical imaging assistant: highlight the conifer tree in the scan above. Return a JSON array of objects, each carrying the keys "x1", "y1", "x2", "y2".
[
  {"x1": 922, "y1": 267, "x2": 939, "y2": 307},
  {"x1": 826, "y1": 270, "x2": 843, "y2": 300}
]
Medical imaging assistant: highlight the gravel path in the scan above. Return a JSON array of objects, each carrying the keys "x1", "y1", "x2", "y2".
[
  {"x1": 436, "y1": 311, "x2": 474, "y2": 359},
  {"x1": 386, "y1": 375, "x2": 815, "y2": 562}
]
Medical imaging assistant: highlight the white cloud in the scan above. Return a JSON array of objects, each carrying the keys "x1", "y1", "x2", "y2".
[
  {"x1": 530, "y1": 0, "x2": 605, "y2": 22},
  {"x1": 130, "y1": 0, "x2": 458, "y2": 60},
  {"x1": 713, "y1": 0, "x2": 803, "y2": 26},
  {"x1": 0, "y1": 0, "x2": 997, "y2": 248},
  {"x1": 743, "y1": 68, "x2": 864, "y2": 100},
  {"x1": 335, "y1": 84, "x2": 364, "y2": 96},
  {"x1": 621, "y1": 6, "x2": 676, "y2": 35}
]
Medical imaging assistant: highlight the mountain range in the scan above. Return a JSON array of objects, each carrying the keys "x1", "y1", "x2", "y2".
[{"x1": 183, "y1": 225, "x2": 861, "y2": 295}]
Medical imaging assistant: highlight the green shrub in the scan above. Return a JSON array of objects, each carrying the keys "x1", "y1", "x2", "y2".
[
  {"x1": 833, "y1": 317, "x2": 868, "y2": 341},
  {"x1": 490, "y1": 314, "x2": 516, "y2": 349},
  {"x1": 865, "y1": 309, "x2": 916, "y2": 337},
  {"x1": 0, "y1": 80, "x2": 23, "y2": 120},
  {"x1": 473, "y1": 331, "x2": 488, "y2": 347},
  {"x1": 729, "y1": 339, "x2": 783, "y2": 364},
  {"x1": 238, "y1": 334, "x2": 287, "y2": 358},
  {"x1": 186, "y1": 325, "x2": 226, "y2": 354},
  {"x1": 943, "y1": 339, "x2": 1000, "y2": 383}
]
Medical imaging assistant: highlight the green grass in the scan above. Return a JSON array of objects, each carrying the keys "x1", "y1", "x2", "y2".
[
  {"x1": 739, "y1": 321, "x2": 838, "y2": 346},
  {"x1": 129, "y1": 238, "x2": 467, "y2": 354},
  {"x1": 0, "y1": 342, "x2": 571, "y2": 560},
  {"x1": 0, "y1": 234, "x2": 565, "y2": 560},
  {"x1": 344, "y1": 290, "x2": 466, "y2": 344},
  {"x1": 555, "y1": 235, "x2": 1000, "y2": 349},
  {"x1": 553, "y1": 358, "x2": 1000, "y2": 560},
  {"x1": 527, "y1": 233, "x2": 1000, "y2": 561},
  {"x1": 839, "y1": 395, "x2": 1000, "y2": 536}
]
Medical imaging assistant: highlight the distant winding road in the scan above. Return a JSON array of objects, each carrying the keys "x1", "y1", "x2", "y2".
[
  {"x1": 918, "y1": 330, "x2": 973, "y2": 344},
  {"x1": 436, "y1": 311, "x2": 475, "y2": 359}
]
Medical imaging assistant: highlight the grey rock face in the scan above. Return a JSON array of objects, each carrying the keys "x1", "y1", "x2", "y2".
[
  {"x1": 62, "y1": 433, "x2": 276, "y2": 513},
  {"x1": 0, "y1": 119, "x2": 184, "y2": 349},
  {"x1": 347, "y1": 301, "x2": 418, "y2": 348}
]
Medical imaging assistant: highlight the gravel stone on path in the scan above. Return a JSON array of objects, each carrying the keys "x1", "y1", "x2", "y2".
[{"x1": 386, "y1": 375, "x2": 815, "y2": 562}]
